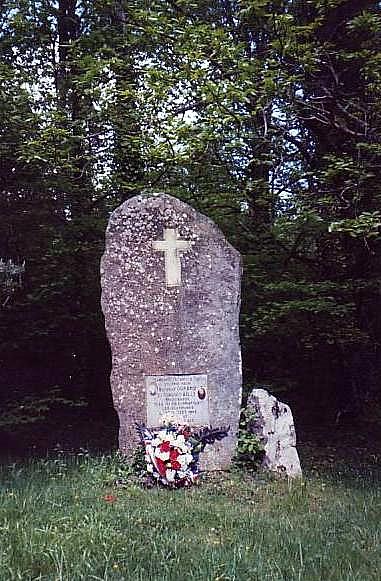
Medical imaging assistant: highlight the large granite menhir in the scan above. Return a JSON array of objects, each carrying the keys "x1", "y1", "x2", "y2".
[{"x1": 101, "y1": 193, "x2": 242, "y2": 470}]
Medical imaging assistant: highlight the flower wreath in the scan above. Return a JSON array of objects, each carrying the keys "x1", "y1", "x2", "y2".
[{"x1": 136, "y1": 423, "x2": 229, "y2": 488}]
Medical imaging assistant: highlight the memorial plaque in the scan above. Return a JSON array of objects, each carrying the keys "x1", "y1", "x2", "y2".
[{"x1": 146, "y1": 374, "x2": 209, "y2": 427}]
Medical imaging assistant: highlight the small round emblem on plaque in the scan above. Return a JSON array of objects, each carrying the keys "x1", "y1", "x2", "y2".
[
  {"x1": 149, "y1": 383, "x2": 157, "y2": 396},
  {"x1": 197, "y1": 387, "x2": 206, "y2": 400}
]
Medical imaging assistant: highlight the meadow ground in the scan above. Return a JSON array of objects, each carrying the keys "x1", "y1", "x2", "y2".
[{"x1": 0, "y1": 453, "x2": 380, "y2": 581}]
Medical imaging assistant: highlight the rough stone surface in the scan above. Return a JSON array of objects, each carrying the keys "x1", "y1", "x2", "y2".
[
  {"x1": 100, "y1": 193, "x2": 242, "y2": 470},
  {"x1": 247, "y1": 388, "x2": 302, "y2": 477}
]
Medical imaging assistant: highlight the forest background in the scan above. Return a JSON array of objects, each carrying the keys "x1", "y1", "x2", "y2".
[{"x1": 1, "y1": 0, "x2": 380, "y2": 456}]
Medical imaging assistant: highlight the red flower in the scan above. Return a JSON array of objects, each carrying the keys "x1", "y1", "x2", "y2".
[
  {"x1": 169, "y1": 448, "x2": 181, "y2": 470},
  {"x1": 169, "y1": 448, "x2": 180, "y2": 462},
  {"x1": 155, "y1": 457, "x2": 167, "y2": 477},
  {"x1": 160, "y1": 441, "x2": 171, "y2": 453},
  {"x1": 103, "y1": 494, "x2": 117, "y2": 503}
]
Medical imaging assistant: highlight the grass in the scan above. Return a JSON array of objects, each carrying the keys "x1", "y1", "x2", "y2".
[{"x1": 0, "y1": 454, "x2": 380, "y2": 581}]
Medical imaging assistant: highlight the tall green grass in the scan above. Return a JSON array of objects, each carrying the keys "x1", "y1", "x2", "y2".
[{"x1": 0, "y1": 454, "x2": 380, "y2": 580}]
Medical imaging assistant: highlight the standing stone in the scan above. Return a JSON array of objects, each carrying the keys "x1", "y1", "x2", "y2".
[
  {"x1": 101, "y1": 193, "x2": 242, "y2": 470},
  {"x1": 247, "y1": 388, "x2": 302, "y2": 477}
]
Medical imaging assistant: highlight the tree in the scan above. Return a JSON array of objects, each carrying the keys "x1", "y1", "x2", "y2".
[
  {"x1": 1, "y1": 0, "x2": 380, "y2": 432},
  {"x1": 0, "y1": 0, "x2": 145, "y2": 408}
]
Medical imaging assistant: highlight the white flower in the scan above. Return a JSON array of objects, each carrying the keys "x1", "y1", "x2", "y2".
[
  {"x1": 166, "y1": 469, "x2": 176, "y2": 482},
  {"x1": 147, "y1": 464, "x2": 153, "y2": 473},
  {"x1": 155, "y1": 450, "x2": 170, "y2": 461},
  {"x1": 159, "y1": 413, "x2": 182, "y2": 426},
  {"x1": 156, "y1": 430, "x2": 168, "y2": 441},
  {"x1": 146, "y1": 444, "x2": 154, "y2": 456},
  {"x1": 177, "y1": 470, "x2": 186, "y2": 479},
  {"x1": 166, "y1": 433, "x2": 176, "y2": 446},
  {"x1": 178, "y1": 454, "x2": 189, "y2": 467},
  {"x1": 172, "y1": 434, "x2": 189, "y2": 453}
]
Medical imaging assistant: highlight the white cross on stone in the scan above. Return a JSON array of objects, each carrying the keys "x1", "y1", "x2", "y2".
[{"x1": 152, "y1": 228, "x2": 191, "y2": 287}]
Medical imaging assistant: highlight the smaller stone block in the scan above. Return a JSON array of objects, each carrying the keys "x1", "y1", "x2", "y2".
[{"x1": 247, "y1": 388, "x2": 302, "y2": 477}]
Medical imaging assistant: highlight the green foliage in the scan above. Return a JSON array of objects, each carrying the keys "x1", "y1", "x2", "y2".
[
  {"x1": 329, "y1": 212, "x2": 381, "y2": 239},
  {"x1": 1, "y1": 0, "x2": 381, "y2": 419},
  {"x1": 0, "y1": 389, "x2": 87, "y2": 430},
  {"x1": 130, "y1": 444, "x2": 146, "y2": 476},
  {"x1": 235, "y1": 407, "x2": 264, "y2": 468}
]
